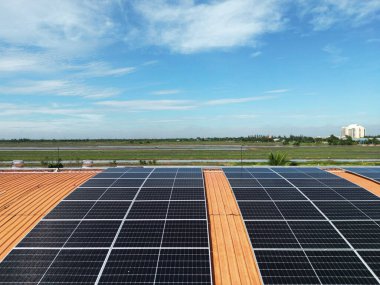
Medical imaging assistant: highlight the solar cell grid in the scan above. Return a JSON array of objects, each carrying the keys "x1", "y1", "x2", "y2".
[
  {"x1": 99, "y1": 187, "x2": 138, "y2": 200},
  {"x1": 227, "y1": 167, "x2": 380, "y2": 284},
  {"x1": 174, "y1": 178, "x2": 204, "y2": 187},
  {"x1": 314, "y1": 201, "x2": 369, "y2": 220},
  {"x1": 136, "y1": 187, "x2": 172, "y2": 200},
  {"x1": 333, "y1": 221, "x2": 380, "y2": 249},
  {"x1": 64, "y1": 187, "x2": 107, "y2": 200},
  {"x1": 257, "y1": 178, "x2": 293, "y2": 188},
  {"x1": 265, "y1": 187, "x2": 307, "y2": 201},
  {"x1": 228, "y1": 179, "x2": 261, "y2": 187},
  {"x1": 150, "y1": 172, "x2": 177, "y2": 178},
  {"x1": 278, "y1": 172, "x2": 311, "y2": 179},
  {"x1": 245, "y1": 221, "x2": 301, "y2": 249},
  {"x1": 126, "y1": 201, "x2": 169, "y2": 219},
  {"x1": 288, "y1": 178, "x2": 325, "y2": 188},
  {"x1": 93, "y1": 172, "x2": 123, "y2": 179},
  {"x1": 167, "y1": 201, "x2": 206, "y2": 219},
  {"x1": 232, "y1": 187, "x2": 272, "y2": 200},
  {"x1": 85, "y1": 201, "x2": 131, "y2": 219},
  {"x1": 102, "y1": 167, "x2": 131, "y2": 173},
  {"x1": 239, "y1": 201, "x2": 283, "y2": 220},
  {"x1": 64, "y1": 220, "x2": 121, "y2": 248},
  {"x1": 17, "y1": 221, "x2": 79, "y2": 248},
  {"x1": 112, "y1": 178, "x2": 145, "y2": 187},
  {"x1": 359, "y1": 251, "x2": 380, "y2": 278},
  {"x1": 251, "y1": 172, "x2": 281, "y2": 179},
  {"x1": 115, "y1": 220, "x2": 165, "y2": 247},
  {"x1": 318, "y1": 178, "x2": 358, "y2": 188},
  {"x1": 155, "y1": 248, "x2": 212, "y2": 284},
  {"x1": 176, "y1": 172, "x2": 203, "y2": 179},
  {"x1": 305, "y1": 251, "x2": 378, "y2": 285},
  {"x1": 246, "y1": 167, "x2": 275, "y2": 173},
  {"x1": 120, "y1": 172, "x2": 150, "y2": 178},
  {"x1": 153, "y1": 168, "x2": 178, "y2": 173},
  {"x1": 0, "y1": 167, "x2": 214, "y2": 285},
  {"x1": 0, "y1": 249, "x2": 59, "y2": 283},
  {"x1": 39, "y1": 249, "x2": 108, "y2": 284},
  {"x1": 162, "y1": 220, "x2": 209, "y2": 247},
  {"x1": 254, "y1": 250, "x2": 321, "y2": 285},
  {"x1": 275, "y1": 201, "x2": 325, "y2": 220},
  {"x1": 298, "y1": 187, "x2": 345, "y2": 201},
  {"x1": 170, "y1": 187, "x2": 205, "y2": 200},
  {"x1": 98, "y1": 248, "x2": 159, "y2": 284},
  {"x1": 287, "y1": 221, "x2": 349, "y2": 249},
  {"x1": 127, "y1": 168, "x2": 152, "y2": 173},
  {"x1": 225, "y1": 172, "x2": 254, "y2": 179},
  {"x1": 143, "y1": 178, "x2": 175, "y2": 187},
  {"x1": 81, "y1": 178, "x2": 115, "y2": 188},
  {"x1": 352, "y1": 201, "x2": 380, "y2": 219},
  {"x1": 333, "y1": 187, "x2": 380, "y2": 201},
  {"x1": 44, "y1": 201, "x2": 95, "y2": 220}
]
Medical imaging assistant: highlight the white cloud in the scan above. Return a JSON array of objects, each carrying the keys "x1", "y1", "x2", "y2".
[
  {"x1": 322, "y1": 44, "x2": 348, "y2": 66},
  {"x1": 298, "y1": 0, "x2": 380, "y2": 30},
  {"x1": 367, "y1": 38, "x2": 380, "y2": 43},
  {"x1": 67, "y1": 62, "x2": 136, "y2": 77},
  {"x1": 130, "y1": 0, "x2": 284, "y2": 53},
  {"x1": 205, "y1": 95, "x2": 276, "y2": 106},
  {"x1": 0, "y1": 0, "x2": 114, "y2": 53},
  {"x1": 265, "y1": 89, "x2": 289, "y2": 94},
  {"x1": 151, "y1": 89, "x2": 182, "y2": 95},
  {"x1": 96, "y1": 95, "x2": 277, "y2": 111},
  {"x1": 250, "y1": 51, "x2": 262, "y2": 58},
  {"x1": 0, "y1": 80, "x2": 119, "y2": 99},
  {"x1": 0, "y1": 102, "x2": 102, "y2": 120},
  {"x1": 96, "y1": 100, "x2": 196, "y2": 110}
]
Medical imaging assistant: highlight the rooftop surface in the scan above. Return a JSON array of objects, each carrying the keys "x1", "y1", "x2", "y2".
[
  {"x1": 0, "y1": 166, "x2": 379, "y2": 284},
  {"x1": 0, "y1": 171, "x2": 98, "y2": 260}
]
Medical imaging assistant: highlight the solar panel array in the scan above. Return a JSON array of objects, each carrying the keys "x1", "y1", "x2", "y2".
[
  {"x1": 224, "y1": 167, "x2": 380, "y2": 285},
  {"x1": 0, "y1": 167, "x2": 212, "y2": 285},
  {"x1": 344, "y1": 167, "x2": 380, "y2": 183}
]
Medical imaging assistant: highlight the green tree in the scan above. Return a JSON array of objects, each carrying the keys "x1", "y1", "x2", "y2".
[{"x1": 268, "y1": 152, "x2": 289, "y2": 166}]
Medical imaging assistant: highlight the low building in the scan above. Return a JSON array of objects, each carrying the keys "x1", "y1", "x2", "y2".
[{"x1": 341, "y1": 124, "x2": 366, "y2": 139}]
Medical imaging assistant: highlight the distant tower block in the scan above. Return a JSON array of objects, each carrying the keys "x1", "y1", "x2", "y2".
[
  {"x1": 82, "y1": 160, "x2": 93, "y2": 168},
  {"x1": 12, "y1": 160, "x2": 24, "y2": 169},
  {"x1": 341, "y1": 124, "x2": 366, "y2": 139}
]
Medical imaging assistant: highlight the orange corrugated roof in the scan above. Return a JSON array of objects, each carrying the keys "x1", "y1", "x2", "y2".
[
  {"x1": 204, "y1": 170, "x2": 262, "y2": 285},
  {"x1": 0, "y1": 172, "x2": 97, "y2": 260}
]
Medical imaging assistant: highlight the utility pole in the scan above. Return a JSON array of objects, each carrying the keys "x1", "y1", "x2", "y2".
[
  {"x1": 57, "y1": 146, "x2": 60, "y2": 171},
  {"x1": 240, "y1": 145, "x2": 243, "y2": 168}
]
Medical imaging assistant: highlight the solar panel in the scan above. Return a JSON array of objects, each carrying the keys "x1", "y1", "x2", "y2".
[
  {"x1": 245, "y1": 221, "x2": 301, "y2": 249},
  {"x1": 39, "y1": 249, "x2": 108, "y2": 284},
  {"x1": 305, "y1": 250, "x2": 378, "y2": 285},
  {"x1": 225, "y1": 167, "x2": 380, "y2": 284},
  {"x1": 254, "y1": 250, "x2": 321, "y2": 284},
  {"x1": 115, "y1": 220, "x2": 165, "y2": 247},
  {"x1": 17, "y1": 221, "x2": 80, "y2": 248},
  {"x1": 0, "y1": 167, "x2": 212, "y2": 284},
  {"x1": 344, "y1": 167, "x2": 380, "y2": 183}
]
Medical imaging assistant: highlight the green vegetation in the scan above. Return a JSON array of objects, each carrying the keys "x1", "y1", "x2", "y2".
[
  {"x1": 268, "y1": 152, "x2": 289, "y2": 166},
  {"x1": 1, "y1": 134, "x2": 378, "y2": 147},
  {"x1": 0, "y1": 145, "x2": 379, "y2": 161}
]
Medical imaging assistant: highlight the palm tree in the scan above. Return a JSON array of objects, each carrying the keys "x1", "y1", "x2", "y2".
[{"x1": 268, "y1": 151, "x2": 289, "y2": 166}]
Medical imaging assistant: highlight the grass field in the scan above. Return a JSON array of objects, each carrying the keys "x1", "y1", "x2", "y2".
[{"x1": 1, "y1": 146, "x2": 379, "y2": 162}]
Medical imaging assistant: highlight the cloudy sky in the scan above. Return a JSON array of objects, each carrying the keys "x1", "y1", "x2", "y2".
[{"x1": 0, "y1": 0, "x2": 379, "y2": 139}]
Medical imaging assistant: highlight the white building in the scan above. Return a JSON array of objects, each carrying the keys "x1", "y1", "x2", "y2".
[{"x1": 341, "y1": 124, "x2": 365, "y2": 139}]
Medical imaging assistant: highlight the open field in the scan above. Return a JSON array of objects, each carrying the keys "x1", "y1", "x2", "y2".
[
  {"x1": 0, "y1": 146, "x2": 379, "y2": 162},
  {"x1": 0, "y1": 140, "x2": 282, "y2": 147}
]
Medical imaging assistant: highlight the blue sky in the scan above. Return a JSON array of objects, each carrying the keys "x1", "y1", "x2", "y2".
[{"x1": 0, "y1": 0, "x2": 379, "y2": 139}]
